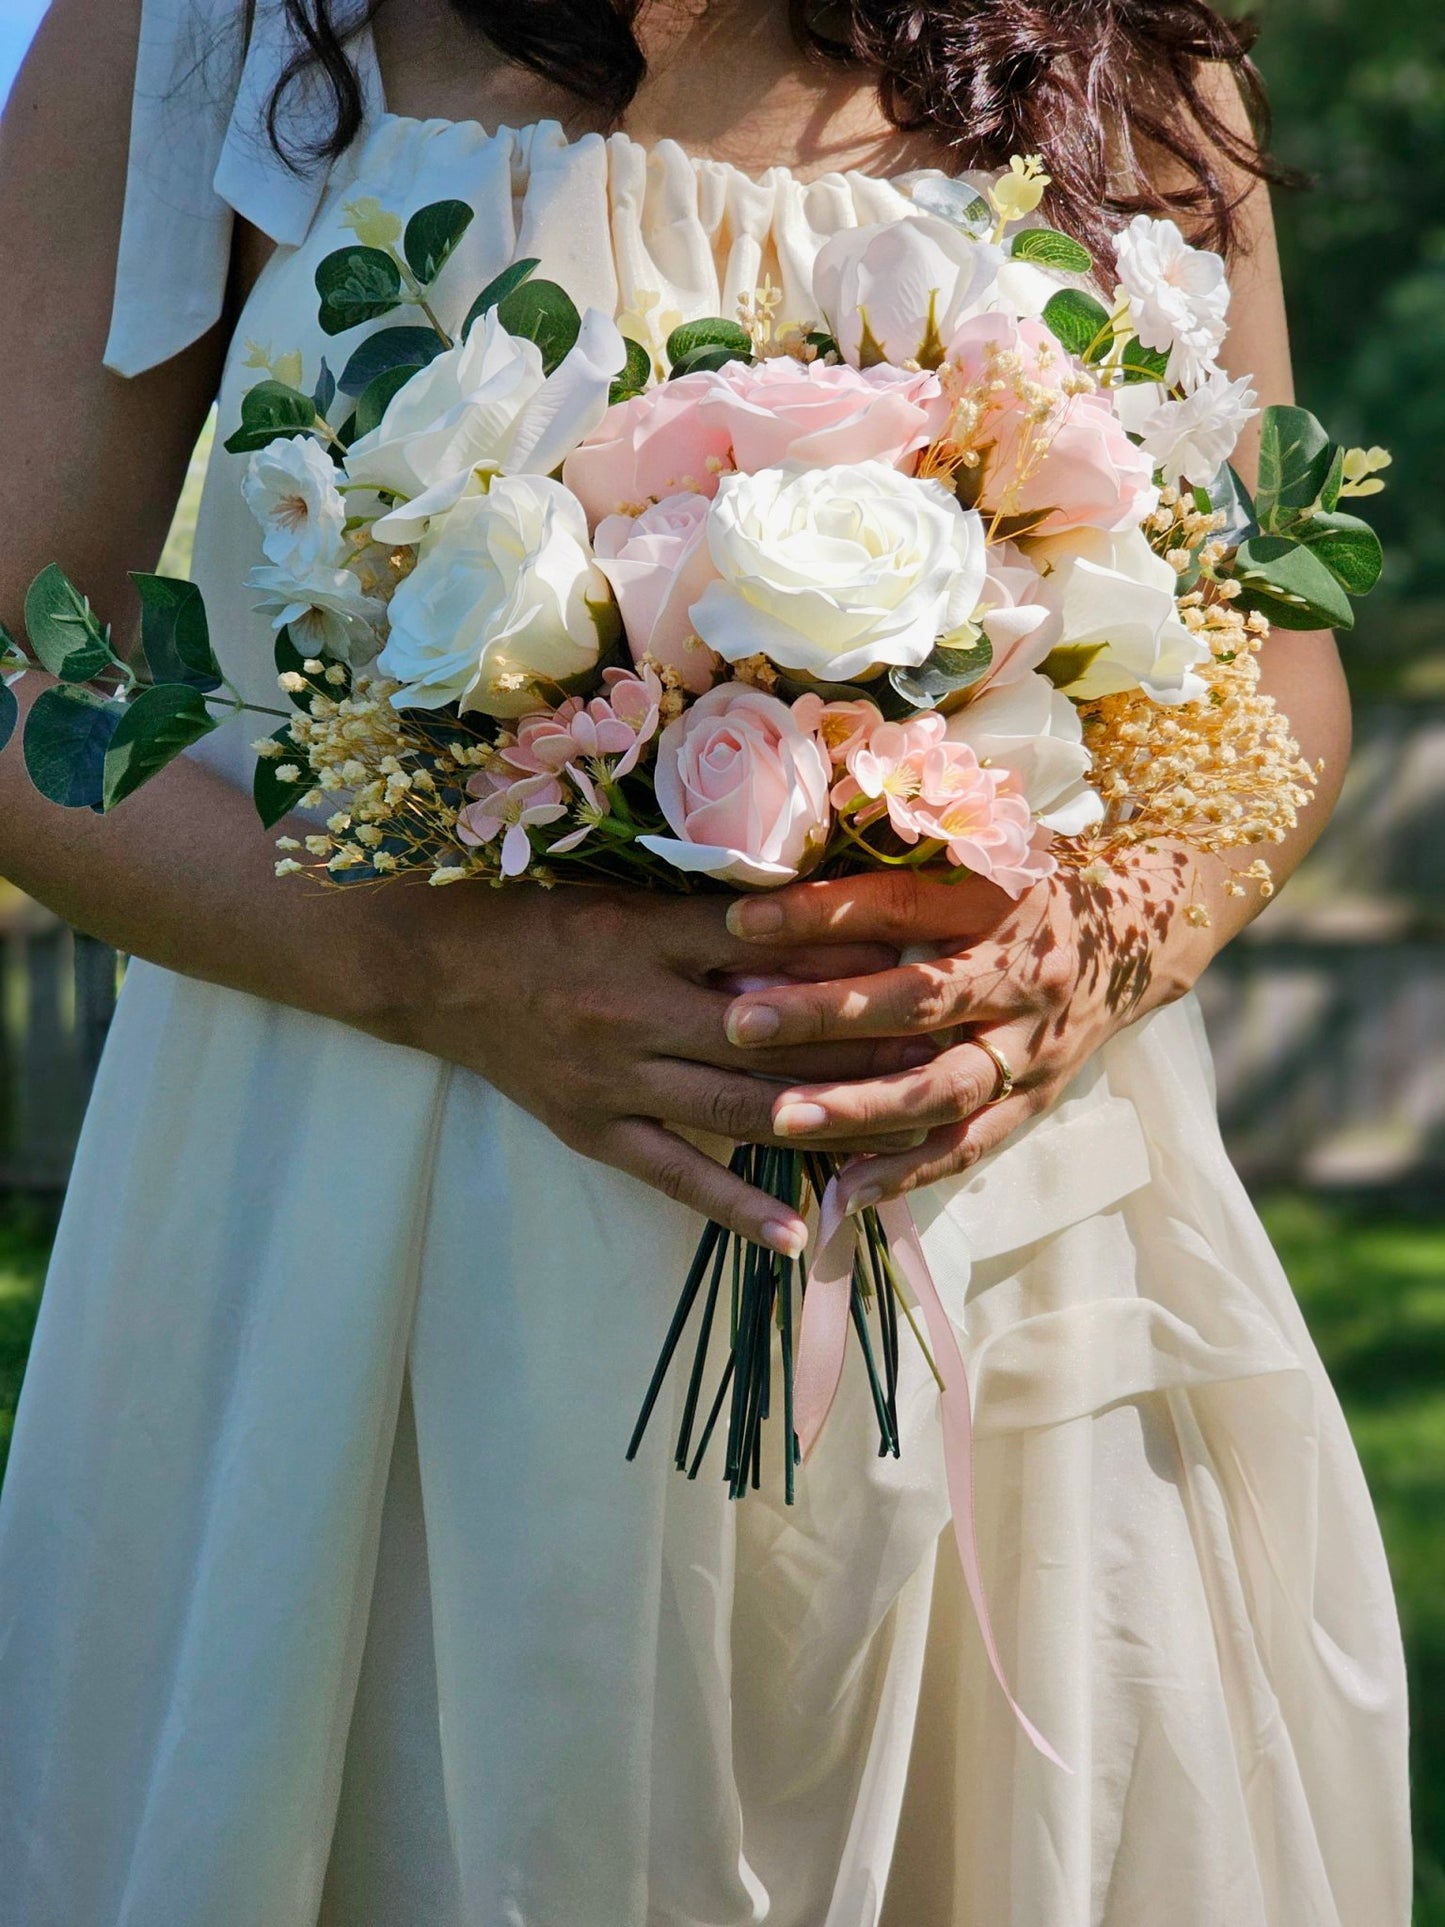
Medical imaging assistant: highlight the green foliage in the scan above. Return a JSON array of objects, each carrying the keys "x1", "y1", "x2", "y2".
[
  {"x1": 129, "y1": 573, "x2": 222, "y2": 690},
  {"x1": 461, "y1": 257, "x2": 540, "y2": 338},
  {"x1": 885, "y1": 633, "x2": 994, "y2": 713},
  {"x1": 253, "y1": 726, "x2": 312, "y2": 829},
  {"x1": 276, "y1": 628, "x2": 348, "y2": 709},
  {"x1": 353, "y1": 362, "x2": 419, "y2": 440},
  {"x1": 222, "y1": 380, "x2": 317, "y2": 455},
  {"x1": 1117, "y1": 337, "x2": 1170, "y2": 384},
  {"x1": 494, "y1": 277, "x2": 581, "y2": 374},
  {"x1": 22, "y1": 685, "x2": 122, "y2": 808},
  {"x1": 0, "y1": 681, "x2": 16, "y2": 754},
  {"x1": 1041, "y1": 288, "x2": 1112, "y2": 361},
  {"x1": 402, "y1": 200, "x2": 473, "y2": 283},
  {"x1": 23, "y1": 565, "x2": 114, "y2": 683},
  {"x1": 100, "y1": 684, "x2": 217, "y2": 811},
  {"x1": 665, "y1": 317, "x2": 754, "y2": 374},
  {"x1": 315, "y1": 245, "x2": 404, "y2": 336},
  {"x1": 338, "y1": 326, "x2": 443, "y2": 398},
  {"x1": 1010, "y1": 227, "x2": 1093, "y2": 273},
  {"x1": 609, "y1": 335, "x2": 653, "y2": 405}
]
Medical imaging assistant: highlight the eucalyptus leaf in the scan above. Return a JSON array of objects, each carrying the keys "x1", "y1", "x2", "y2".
[
  {"x1": 1204, "y1": 462, "x2": 1259, "y2": 547},
  {"x1": 1255, "y1": 405, "x2": 1335, "y2": 526},
  {"x1": 461, "y1": 257, "x2": 540, "y2": 338},
  {"x1": 1010, "y1": 227, "x2": 1093, "y2": 273},
  {"x1": 23, "y1": 685, "x2": 123, "y2": 808},
  {"x1": 0, "y1": 680, "x2": 16, "y2": 755},
  {"x1": 1041, "y1": 288, "x2": 1112, "y2": 362},
  {"x1": 315, "y1": 245, "x2": 403, "y2": 336},
  {"x1": 1117, "y1": 337, "x2": 1170, "y2": 384},
  {"x1": 886, "y1": 634, "x2": 994, "y2": 713},
  {"x1": 494, "y1": 277, "x2": 581, "y2": 374},
  {"x1": 338, "y1": 326, "x2": 444, "y2": 397},
  {"x1": 353, "y1": 361, "x2": 422, "y2": 440},
  {"x1": 1232, "y1": 534, "x2": 1355, "y2": 630},
  {"x1": 312, "y1": 357, "x2": 336, "y2": 418},
  {"x1": 222, "y1": 380, "x2": 318, "y2": 455},
  {"x1": 669, "y1": 343, "x2": 756, "y2": 379},
  {"x1": 665, "y1": 317, "x2": 753, "y2": 367},
  {"x1": 804, "y1": 330, "x2": 839, "y2": 359},
  {"x1": 129, "y1": 573, "x2": 222, "y2": 690},
  {"x1": 1295, "y1": 511, "x2": 1385, "y2": 596},
  {"x1": 403, "y1": 199, "x2": 474, "y2": 283},
  {"x1": 101, "y1": 683, "x2": 218, "y2": 811},
  {"x1": 253, "y1": 726, "x2": 314, "y2": 829},
  {"x1": 1318, "y1": 443, "x2": 1346, "y2": 515},
  {"x1": 609, "y1": 334, "x2": 653, "y2": 405},
  {"x1": 24, "y1": 565, "x2": 115, "y2": 682}
]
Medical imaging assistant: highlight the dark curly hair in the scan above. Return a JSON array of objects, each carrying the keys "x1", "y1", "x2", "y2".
[{"x1": 266, "y1": 0, "x2": 1299, "y2": 262}]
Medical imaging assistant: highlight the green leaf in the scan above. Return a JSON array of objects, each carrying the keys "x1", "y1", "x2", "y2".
[
  {"x1": 1041, "y1": 288, "x2": 1113, "y2": 362},
  {"x1": 403, "y1": 199, "x2": 474, "y2": 283},
  {"x1": 1232, "y1": 534, "x2": 1356, "y2": 630},
  {"x1": 338, "y1": 326, "x2": 442, "y2": 398},
  {"x1": 665, "y1": 317, "x2": 753, "y2": 368},
  {"x1": 886, "y1": 633, "x2": 994, "y2": 713},
  {"x1": 494, "y1": 277, "x2": 581, "y2": 374},
  {"x1": 461, "y1": 257, "x2": 540, "y2": 338},
  {"x1": 353, "y1": 361, "x2": 422, "y2": 440},
  {"x1": 129, "y1": 573, "x2": 222, "y2": 690},
  {"x1": 24, "y1": 565, "x2": 115, "y2": 682},
  {"x1": 1038, "y1": 641, "x2": 1108, "y2": 691},
  {"x1": 1205, "y1": 462, "x2": 1259, "y2": 547},
  {"x1": 315, "y1": 245, "x2": 404, "y2": 336},
  {"x1": 1295, "y1": 510, "x2": 1385, "y2": 596},
  {"x1": 1117, "y1": 337, "x2": 1170, "y2": 384},
  {"x1": 23, "y1": 684, "x2": 123, "y2": 807},
  {"x1": 0, "y1": 680, "x2": 17, "y2": 754},
  {"x1": 276, "y1": 628, "x2": 350, "y2": 708},
  {"x1": 1010, "y1": 227, "x2": 1093, "y2": 273},
  {"x1": 312, "y1": 357, "x2": 336, "y2": 418},
  {"x1": 1317, "y1": 443, "x2": 1346, "y2": 515},
  {"x1": 804, "y1": 330, "x2": 839, "y2": 359},
  {"x1": 609, "y1": 334, "x2": 653, "y2": 405},
  {"x1": 222, "y1": 379, "x2": 318, "y2": 455},
  {"x1": 1255, "y1": 405, "x2": 1335, "y2": 526},
  {"x1": 668, "y1": 343, "x2": 756, "y2": 379},
  {"x1": 100, "y1": 683, "x2": 217, "y2": 811},
  {"x1": 253, "y1": 726, "x2": 313, "y2": 829}
]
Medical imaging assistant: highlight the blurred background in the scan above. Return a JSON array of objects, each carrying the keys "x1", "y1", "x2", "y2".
[{"x1": 0, "y1": 0, "x2": 1442, "y2": 1908}]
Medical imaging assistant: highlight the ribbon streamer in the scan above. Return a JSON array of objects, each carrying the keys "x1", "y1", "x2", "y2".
[{"x1": 795, "y1": 1178, "x2": 1074, "y2": 1774}]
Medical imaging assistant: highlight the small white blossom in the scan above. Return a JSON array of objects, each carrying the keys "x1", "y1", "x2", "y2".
[
  {"x1": 243, "y1": 437, "x2": 347, "y2": 576},
  {"x1": 1136, "y1": 369, "x2": 1258, "y2": 486},
  {"x1": 1114, "y1": 215, "x2": 1230, "y2": 390},
  {"x1": 248, "y1": 560, "x2": 386, "y2": 666}
]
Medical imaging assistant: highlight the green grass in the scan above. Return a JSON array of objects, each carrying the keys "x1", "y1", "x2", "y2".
[{"x1": 0, "y1": 1191, "x2": 1441, "y2": 1906}]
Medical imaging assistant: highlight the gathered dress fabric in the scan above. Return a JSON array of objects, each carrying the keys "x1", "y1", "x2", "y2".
[{"x1": 0, "y1": 12, "x2": 1412, "y2": 1923}]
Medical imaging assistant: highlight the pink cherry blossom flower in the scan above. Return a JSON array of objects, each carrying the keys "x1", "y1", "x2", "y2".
[
  {"x1": 499, "y1": 667, "x2": 664, "y2": 783},
  {"x1": 455, "y1": 770, "x2": 568, "y2": 877}
]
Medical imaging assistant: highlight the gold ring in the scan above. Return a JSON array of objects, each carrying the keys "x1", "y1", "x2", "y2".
[{"x1": 972, "y1": 1035, "x2": 1015, "y2": 1107}]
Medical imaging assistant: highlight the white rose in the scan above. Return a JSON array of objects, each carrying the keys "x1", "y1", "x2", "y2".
[
  {"x1": 1113, "y1": 215, "x2": 1230, "y2": 391},
  {"x1": 1031, "y1": 525, "x2": 1211, "y2": 704},
  {"x1": 1135, "y1": 367, "x2": 1258, "y2": 487},
  {"x1": 247, "y1": 560, "x2": 385, "y2": 665},
  {"x1": 376, "y1": 475, "x2": 613, "y2": 718},
  {"x1": 812, "y1": 216, "x2": 1003, "y2": 367},
  {"x1": 689, "y1": 460, "x2": 987, "y2": 685},
  {"x1": 945, "y1": 672, "x2": 1103, "y2": 835},
  {"x1": 347, "y1": 307, "x2": 627, "y2": 544},
  {"x1": 243, "y1": 435, "x2": 347, "y2": 575}
]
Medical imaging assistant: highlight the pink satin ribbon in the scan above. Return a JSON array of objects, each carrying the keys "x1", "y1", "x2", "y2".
[{"x1": 795, "y1": 1179, "x2": 1074, "y2": 1774}]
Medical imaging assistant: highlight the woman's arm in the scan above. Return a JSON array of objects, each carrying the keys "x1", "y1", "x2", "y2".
[{"x1": 712, "y1": 82, "x2": 1356, "y2": 1203}]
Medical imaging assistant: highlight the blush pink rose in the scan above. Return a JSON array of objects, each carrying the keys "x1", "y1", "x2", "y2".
[
  {"x1": 948, "y1": 312, "x2": 1157, "y2": 535},
  {"x1": 694, "y1": 357, "x2": 949, "y2": 475},
  {"x1": 637, "y1": 683, "x2": 832, "y2": 888},
  {"x1": 561, "y1": 372, "x2": 733, "y2": 525},
  {"x1": 592, "y1": 493, "x2": 721, "y2": 694}
]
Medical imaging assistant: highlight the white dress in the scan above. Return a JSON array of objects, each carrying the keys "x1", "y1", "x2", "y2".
[{"x1": 0, "y1": 9, "x2": 1412, "y2": 1924}]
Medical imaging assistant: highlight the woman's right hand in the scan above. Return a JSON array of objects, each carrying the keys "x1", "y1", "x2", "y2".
[{"x1": 365, "y1": 880, "x2": 932, "y2": 1252}]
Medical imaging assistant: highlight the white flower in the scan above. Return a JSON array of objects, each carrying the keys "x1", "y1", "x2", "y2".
[
  {"x1": 1113, "y1": 215, "x2": 1231, "y2": 390},
  {"x1": 812, "y1": 215, "x2": 1004, "y2": 367},
  {"x1": 689, "y1": 460, "x2": 988, "y2": 685},
  {"x1": 1136, "y1": 368, "x2": 1258, "y2": 486},
  {"x1": 347, "y1": 307, "x2": 627, "y2": 544},
  {"x1": 243, "y1": 436, "x2": 347, "y2": 576},
  {"x1": 247, "y1": 561, "x2": 385, "y2": 664},
  {"x1": 944, "y1": 672, "x2": 1103, "y2": 834},
  {"x1": 376, "y1": 475, "x2": 614, "y2": 718},
  {"x1": 1030, "y1": 525, "x2": 1211, "y2": 703}
]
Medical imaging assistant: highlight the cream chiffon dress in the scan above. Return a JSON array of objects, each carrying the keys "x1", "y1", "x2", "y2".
[{"x1": 0, "y1": 7, "x2": 1412, "y2": 1923}]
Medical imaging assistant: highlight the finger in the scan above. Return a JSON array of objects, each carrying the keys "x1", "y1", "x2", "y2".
[
  {"x1": 835, "y1": 1091, "x2": 1038, "y2": 1211},
  {"x1": 656, "y1": 896, "x2": 891, "y2": 980},
  {"x1": 722, "y1": 957, "x2": 1025, "y2": 1051},
  {"x1": 601, "y1": 1116, "x2": 808, "y2": 1254},
  {"x1": 714, "y1": 942, "x2": 899, "y2": 989},
  {"x1": 768, "y1": 1035, "x2": 1020, "y2": 1143},
  {"x1": 642, "y1": 1060, "x2": 932, "y2": 1155},
  {"x1": 723, "y1": 869, "x2": 1016, "y2": 950},
  {"x1": 660, "y1": 981, "x2": 943, "y2": 1083}
]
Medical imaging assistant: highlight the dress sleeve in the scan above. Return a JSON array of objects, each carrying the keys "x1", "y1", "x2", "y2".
[{"x1": 103, "y1": 0, "x2": 384, "y2": 378}]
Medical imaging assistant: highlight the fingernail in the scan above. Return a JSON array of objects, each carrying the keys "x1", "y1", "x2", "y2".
[
  {"x1": 846, "y1": 1183, "x2": 883, "y2": 1215},
  {"x1": 726, "y1": 1003, "x2": 780, "y2": 1046},
  {"x1": 774, "y1": 1101, "x2": 830, "y2": 1136},
  {"x1": 727, "y1": 898, "x2": 785, "y2": 939},
  {"x1": 761, "y1": 1218, "x2": 808, "y2": 1258}
]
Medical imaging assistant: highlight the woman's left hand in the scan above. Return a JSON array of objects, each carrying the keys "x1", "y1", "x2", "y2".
[{"x1": 720, "y1": 847, "x2": 1222, "y2": 1210}]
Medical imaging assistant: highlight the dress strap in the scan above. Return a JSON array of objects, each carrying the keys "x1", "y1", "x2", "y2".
[{"x1": 103, "y1": 0, "x2": 385, "y2": 378}]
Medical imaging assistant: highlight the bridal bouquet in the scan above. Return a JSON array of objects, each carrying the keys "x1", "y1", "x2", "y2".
[{"x1": 3, "y1": 159, "x2": 1386, "y2": 1757}]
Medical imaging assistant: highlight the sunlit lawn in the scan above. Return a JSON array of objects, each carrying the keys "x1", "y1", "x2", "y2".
[{"x1": 0, "y1": 1190, "x2": 1441, "y2": 1911}]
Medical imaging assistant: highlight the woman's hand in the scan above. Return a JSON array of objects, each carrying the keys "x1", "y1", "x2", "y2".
[
  {"x1": 716, "y1": 848, "x2": 1224, "y2": 1209},
  {"x1": 367, "y1": 880, "x2": 935, "y2": 1252}
]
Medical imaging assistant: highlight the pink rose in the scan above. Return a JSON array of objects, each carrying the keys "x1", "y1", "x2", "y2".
[
  {"x1": 561, "y1": 373, "x2": 733, "y2": 525},
  {"x1": 948, "y1": 313, "x2": 1157, "y2": 535},
  {"x1": 694, "y1": 357, "x2": 949, "y2": 475},
  {"x1": 593, "y1": 493, "x2": 721, "y2": 694},
  {"x1": 638, "y1": 683, "x2": 832, "y2": 888}
]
